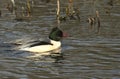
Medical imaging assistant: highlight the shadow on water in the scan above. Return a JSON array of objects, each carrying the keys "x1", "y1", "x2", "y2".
[{"x1": 0, "y1": 0, "x2": 120, "y2": 79}]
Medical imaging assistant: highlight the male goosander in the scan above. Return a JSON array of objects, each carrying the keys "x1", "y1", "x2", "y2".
[{"x1": 20, "y1": 27, "x2": 66, "y2": 53}]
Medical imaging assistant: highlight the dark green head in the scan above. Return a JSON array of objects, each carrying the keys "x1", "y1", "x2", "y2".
[{"x1": 49, "y1": 27, "x2": 63, "y2": 41}]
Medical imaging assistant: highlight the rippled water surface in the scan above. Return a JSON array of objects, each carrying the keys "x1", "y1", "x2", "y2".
[{"x1": 0, "y1": 0, "x2": 120, "y2": 79}]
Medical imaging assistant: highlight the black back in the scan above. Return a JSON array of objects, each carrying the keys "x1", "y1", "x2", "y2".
[{"x1": 29, "y1": 41, "x2": 53, "y2": 47}]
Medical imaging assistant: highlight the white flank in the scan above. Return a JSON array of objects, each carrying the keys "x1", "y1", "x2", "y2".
[{"x1": 20, "y1": 40, "x2": 61, "y2": 53}]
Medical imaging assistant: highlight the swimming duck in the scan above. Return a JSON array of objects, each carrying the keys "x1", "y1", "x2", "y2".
[{"x1": 20, "y1": 27, "x2": 66, "y2": 53}]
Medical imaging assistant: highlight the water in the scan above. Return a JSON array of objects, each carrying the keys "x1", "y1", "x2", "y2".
[{"x1": 0, "y1": 0, "x2": 120, "y2": 79}]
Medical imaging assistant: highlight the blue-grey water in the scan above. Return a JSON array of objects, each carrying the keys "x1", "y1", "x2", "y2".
[{"x1": 0, "y1": 0, "x2": 120, "y2": 79}]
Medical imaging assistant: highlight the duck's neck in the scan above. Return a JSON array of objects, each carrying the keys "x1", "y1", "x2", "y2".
[{"x1": 50, "y1": 39, "x2": 61, "y2": 47}]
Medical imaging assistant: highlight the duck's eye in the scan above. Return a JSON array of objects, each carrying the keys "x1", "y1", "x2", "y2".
[{"x1": 57, "y1": 31, "x2": 63, "y2": 37}]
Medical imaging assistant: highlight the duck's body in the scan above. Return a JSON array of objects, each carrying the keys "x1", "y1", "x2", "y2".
[
  {"x1": 20, "y1": 40, "x2": 61, "y2": 53},
  {"x1": 19, "y1": 27, "x2": 65, "y2": 53}
]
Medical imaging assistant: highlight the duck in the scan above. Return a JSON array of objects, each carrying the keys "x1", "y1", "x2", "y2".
[{"x1": 20, "y1": 27, "x2": 67, "y2": 53}]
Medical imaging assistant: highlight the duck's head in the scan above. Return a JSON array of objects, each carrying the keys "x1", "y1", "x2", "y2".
[{"x1": 49, "y1": 27, "x2": 66, "y2": 41}]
